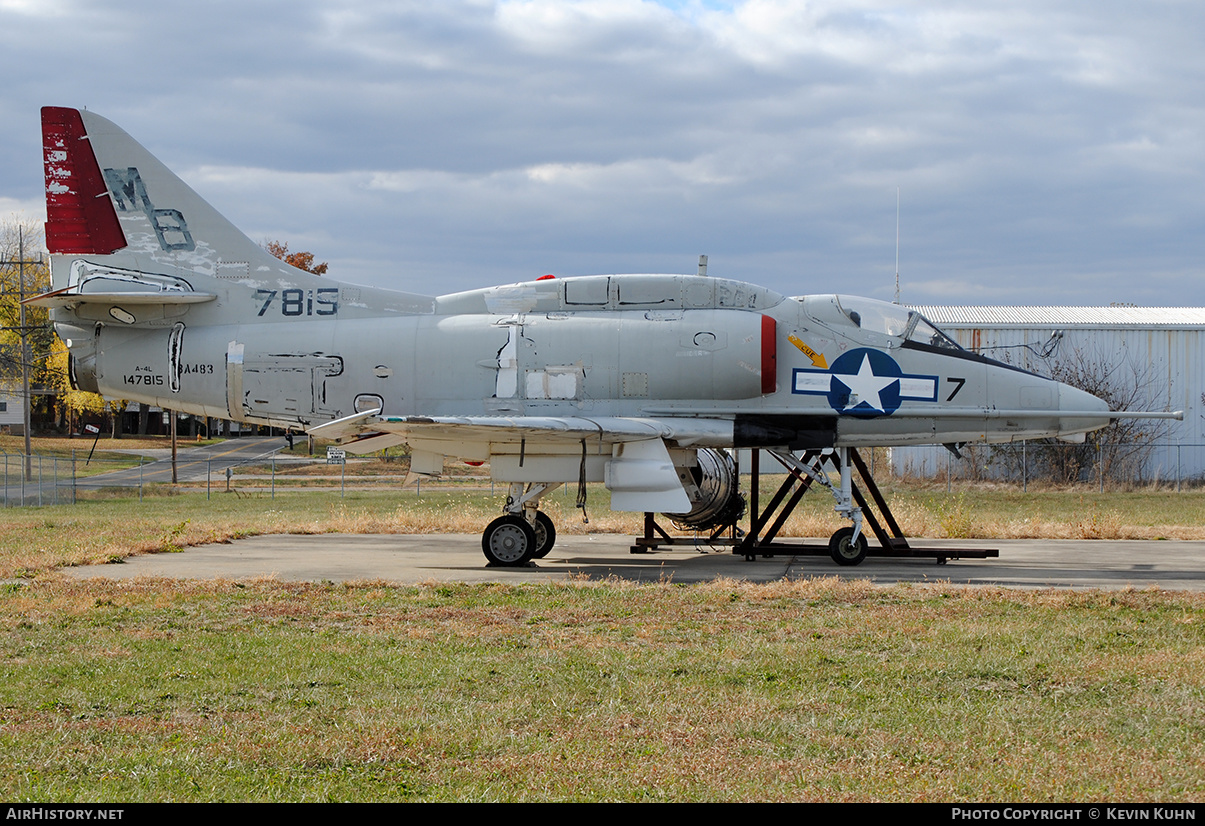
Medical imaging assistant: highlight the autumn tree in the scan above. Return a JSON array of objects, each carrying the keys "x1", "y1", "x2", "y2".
[
  {"x1": 0, "y1": 219, "x2": 53, "y2": 388},
  {"x1": 0, "y1": 218, "x2": 60, "y2": 441},
  {"x1": 1, "y1": 217, "x2": 119, "y2": 436},
  {"x1": 263, "y1": 240, "x2": 328, "y2": 275}
]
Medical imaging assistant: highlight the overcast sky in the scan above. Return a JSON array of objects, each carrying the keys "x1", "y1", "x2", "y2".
[{"x1": 1, "y1": 0, "x2": 1202, "y2": 306}]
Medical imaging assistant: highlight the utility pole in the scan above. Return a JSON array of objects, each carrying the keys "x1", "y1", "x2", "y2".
[{"x1": 1, "y1": 226, "x2": 45, "y2": 481}]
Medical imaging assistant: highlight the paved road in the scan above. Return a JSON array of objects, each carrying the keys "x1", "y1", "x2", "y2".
[
  {"x1": 75, "y1": 436, "x2": 294, "y2": 487},
  {"x1": 61, "y1": 534, "x2": 1205, "y2": 591},
  {"x1": 1, "y1": 437, "x2": 312, "y2": 504}
]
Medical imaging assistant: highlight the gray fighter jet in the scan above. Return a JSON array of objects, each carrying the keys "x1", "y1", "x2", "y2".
[{"x1": 31, "y1": 107, "x2": 1179, "y2": 566}]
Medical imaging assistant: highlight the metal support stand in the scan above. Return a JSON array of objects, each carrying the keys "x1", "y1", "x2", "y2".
[
  {"x1": 630, "y1": 447, "x2": 998, "y2": 566},
  {"x1": 737, "y1": 447, "x2": 997, "y2": 564},
  {"x1": 630, "y1": 510, "x2": 741, "y2": 553}
]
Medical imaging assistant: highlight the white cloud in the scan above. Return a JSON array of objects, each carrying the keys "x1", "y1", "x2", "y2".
[
  {"x1": 0, "y1": 0, "x2": 65, "y2": 14},
  {"x1": 0, "y1": 0, "x2": 1203, "y2": 304}
]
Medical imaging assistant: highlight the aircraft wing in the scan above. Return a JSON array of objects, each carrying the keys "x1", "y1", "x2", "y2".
[
  {"x1": 307, "y1": 410, "x2": 733, "y2": 452},
  {"x1": 306, "y1": 411, "x2": 736, "y2": 512}
]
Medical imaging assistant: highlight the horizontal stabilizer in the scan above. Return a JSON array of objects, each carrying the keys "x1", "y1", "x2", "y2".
[
  {"x1": 305, "y1": 408, "x2": 384, "y2": 442},
  {"x1": 24, "y1": 285, "x2": 216, "y2": 309}
]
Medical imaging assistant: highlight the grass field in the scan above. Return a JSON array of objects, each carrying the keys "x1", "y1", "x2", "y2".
[
  {"x1": 0, "y1": 577, "x2": 1201, "y2": 801},
  {"x1": 0, "y1": 470, "x2": 1203, "y2": 801}
]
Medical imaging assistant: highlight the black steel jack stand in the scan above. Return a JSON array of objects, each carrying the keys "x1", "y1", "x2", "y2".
[{"x1": 633, "y1": 448, "x2": 998, "y2": 566}]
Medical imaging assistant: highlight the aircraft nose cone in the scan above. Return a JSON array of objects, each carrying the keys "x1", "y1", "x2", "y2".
[{"x1": 1057, "y1": 382, "x2": 1110, "y2": 438}]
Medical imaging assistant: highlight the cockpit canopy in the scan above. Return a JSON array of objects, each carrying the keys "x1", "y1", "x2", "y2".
[{"x1": 802, "y1": 294, "x2": 962, "y2": 351}]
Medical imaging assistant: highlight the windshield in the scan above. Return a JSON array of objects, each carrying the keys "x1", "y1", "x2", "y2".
[{"x1": 905, "y1": 314, "x2": 963, "y2": 351}]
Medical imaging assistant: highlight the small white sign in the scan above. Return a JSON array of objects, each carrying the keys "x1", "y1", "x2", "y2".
[{"x1": 326, "y1": 447, "x2": 346, "y2": 464}]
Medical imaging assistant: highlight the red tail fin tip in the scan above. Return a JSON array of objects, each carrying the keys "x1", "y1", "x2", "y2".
[{"x1": 42, "y1": 106, "x2": 126, "y2": 255}]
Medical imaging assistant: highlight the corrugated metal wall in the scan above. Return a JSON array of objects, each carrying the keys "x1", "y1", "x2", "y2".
[{"x1": 891, "y1": 312, "x2": 1205, "y2": 483}]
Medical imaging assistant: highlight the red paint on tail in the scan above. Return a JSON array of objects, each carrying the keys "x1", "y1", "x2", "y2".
[{"x1": 42, "y1": 107, "x2": 126, "y2": 254}]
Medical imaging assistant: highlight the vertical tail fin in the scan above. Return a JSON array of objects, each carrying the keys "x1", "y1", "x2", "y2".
[
  {"x1": 39, "y1": 107, "x2": 437, "y2": 316},
  {"x1": 42, "y1": 106, "x2": 284, "y2": 279}
]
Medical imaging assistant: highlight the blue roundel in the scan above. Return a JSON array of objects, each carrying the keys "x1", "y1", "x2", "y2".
[{"x1": 825, "y1": 348, "x2": 904, "y2": 418}]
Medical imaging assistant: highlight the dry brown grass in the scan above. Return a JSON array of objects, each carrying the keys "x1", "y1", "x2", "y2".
[
  {"x1": 2, "y1": 475, "x2": 1204, "y2": 580},
  {"x1": 0, "y1": 434, "x2": 219, "y2": 454}
]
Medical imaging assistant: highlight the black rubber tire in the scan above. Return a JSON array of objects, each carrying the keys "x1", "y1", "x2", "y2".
[
  {"x1": 828, "y1": 526, "x2": 869, "y2": 566},
  {"x1": 482, "y1": 515, "x2": 537, "y2": 566},
  {"x1": 532, "y1": 511, "x2": 557, "y2": 559}
]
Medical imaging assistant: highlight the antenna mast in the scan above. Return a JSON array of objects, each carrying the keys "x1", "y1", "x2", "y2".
[{"x1": 893, "y1": 187, "x2": 900, "y2": 304}]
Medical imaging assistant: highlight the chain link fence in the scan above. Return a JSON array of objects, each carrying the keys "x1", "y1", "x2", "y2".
[
  {"x1": 892, "y1": 441, "x2": 1205, "y2": 491},
  {"x1": 0, "y1": 447, "x2": 485, "y2": 507},
  {"x1": 0, "y1": 450, "x2": 272, "y2": 507},
  {"x1": 1, "y1": 452, "x2": 82, "y2": 506}
]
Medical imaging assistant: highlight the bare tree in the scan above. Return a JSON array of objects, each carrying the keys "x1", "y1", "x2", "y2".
[{"x1": 998, "y1": 346, "x2": 1169, "y2": 486}]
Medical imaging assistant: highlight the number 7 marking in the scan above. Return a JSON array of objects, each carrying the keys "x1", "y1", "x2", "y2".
[
  {"x1": 254, "y1": 289, "x2": 277, "y2": 316},
  {"x1": 946, "y1": 377, "x2": 966, "y2": 401}
]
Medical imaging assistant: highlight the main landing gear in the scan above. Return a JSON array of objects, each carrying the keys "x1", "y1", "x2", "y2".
[{"x1": 481, "y1": 483, "x2": 556, "y2": 566}]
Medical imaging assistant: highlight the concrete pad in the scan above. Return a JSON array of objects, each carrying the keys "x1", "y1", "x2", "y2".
[{"x1": 61, "y1": 533, "x2": 1205, "y2": 591}]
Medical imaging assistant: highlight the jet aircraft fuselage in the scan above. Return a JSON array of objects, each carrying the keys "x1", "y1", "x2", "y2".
[{"x1": 38, "y1": 106, "x2": 1162, "y2": 567}]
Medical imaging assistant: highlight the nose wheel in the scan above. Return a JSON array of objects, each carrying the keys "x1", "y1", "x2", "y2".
[
  {"x1": 828, "y1": 526, "x2": 868, "y2": 566},
  {"x1": 482, "y1": 515, "x2": 537, "y2": 566}
]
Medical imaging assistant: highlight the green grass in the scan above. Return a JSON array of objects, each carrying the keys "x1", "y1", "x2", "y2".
[{"x1": 0, "y1": 578, "x2": 1201, "y2": 801}]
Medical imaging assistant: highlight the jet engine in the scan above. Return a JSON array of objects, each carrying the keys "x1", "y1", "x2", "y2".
[{"x1": 665, "y1": 448, "x2": 746, "y2": 531}]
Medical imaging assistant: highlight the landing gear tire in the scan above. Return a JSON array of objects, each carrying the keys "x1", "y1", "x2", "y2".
[
  {"x1": 532, "y1": 511, "x2": 557, "y2": 559},
  {"x1": 482, "y1": 515, "x2": 537, "y2": 566},
  {"x1": 829, "y1": 526, "x2": 868, "y2": 567}
]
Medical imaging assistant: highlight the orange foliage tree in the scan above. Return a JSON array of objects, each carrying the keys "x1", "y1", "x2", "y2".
[{"x1": 263, "y1": 240, "x2": 328, "y2": 275}]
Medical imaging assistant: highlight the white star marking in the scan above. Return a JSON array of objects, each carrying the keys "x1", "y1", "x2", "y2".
[{"x1": 833, "y1": 354, "x2": 898, "y2": 411}]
